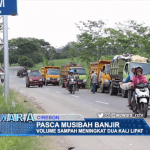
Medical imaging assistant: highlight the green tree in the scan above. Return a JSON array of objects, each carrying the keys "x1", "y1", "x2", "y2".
[
  {"x1": 18, "y1": 56, "x2": 34, "y2": 67},
  {"x1": 69, "y1": 47, "x2": 76, "y2": 61}
]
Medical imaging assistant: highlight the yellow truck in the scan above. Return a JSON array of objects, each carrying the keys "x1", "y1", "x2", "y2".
[
  {"x1": 90, "y1": 60, "x2": 111, "y2": 92},
  {"x1": 41, "y1": 66, "x2": 60, "y2": 86},
  {"x1": 89, "y1": 61, "x2": 98, "y2": 77}
]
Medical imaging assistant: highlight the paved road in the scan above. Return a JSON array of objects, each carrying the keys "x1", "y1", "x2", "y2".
[{"x1": 7, "y1": 67, "x2": 150, "y2": 150}]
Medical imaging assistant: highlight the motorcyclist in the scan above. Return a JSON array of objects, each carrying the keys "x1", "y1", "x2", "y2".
[
  {"x1": 24, "y1": 66, "x2": 27, "y2": 72},
  {"x1": 67, "y1": 70, "x2": 75, "y2": 90},
  {"x1": 66, "y1": 70, "x2": 75, "y2": 88},
  {"x1": 128, "y1": 66, "x2": 148, "y2": 107}
]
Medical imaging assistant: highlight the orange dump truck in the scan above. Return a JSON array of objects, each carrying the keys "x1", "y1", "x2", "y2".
[
  {"x1": 90, "y1": 60, "x2": 111, "y2": 92},
  {"x1": 41, "y1": 66, "x2": 60, "y2": 86}
]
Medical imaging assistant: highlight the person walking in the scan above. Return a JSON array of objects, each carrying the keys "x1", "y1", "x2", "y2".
[{"x1": 91, "y1": 70, "x2": 97, "y2": 94}]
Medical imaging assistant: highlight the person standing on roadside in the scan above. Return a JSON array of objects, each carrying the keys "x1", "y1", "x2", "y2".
[{"x1": 91, "y1": 70, "x2": 97, "y2": 94}]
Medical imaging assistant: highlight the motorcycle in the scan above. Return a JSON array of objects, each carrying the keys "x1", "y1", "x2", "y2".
[
  {"x1": 68, "y1": 78, "x2": 76, "y2": 94},
  {"x1": 17, "y1": 69, "x2": 28, "y2": 78},
  {"x1": 130, "y1": 83, "x2": 149, "y2": 118}
]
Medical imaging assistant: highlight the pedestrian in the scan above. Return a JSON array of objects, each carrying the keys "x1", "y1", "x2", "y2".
[{"x1": 91, "y1": 70, "x2": 97, "y2": 94}]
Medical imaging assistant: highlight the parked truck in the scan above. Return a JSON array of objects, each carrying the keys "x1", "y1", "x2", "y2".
[
  {"x1": 90, "y1": 60, "x2": 110, "y2": 92},
  {"x1": 61, "y1": 62, "x2": 87, "y2": 88},
  {"x1": 41, "y1": 66, "x2": 60, "y2": 86},
  {"x1": 108, "y1": 57, "x2": 150, "y2": 97}
]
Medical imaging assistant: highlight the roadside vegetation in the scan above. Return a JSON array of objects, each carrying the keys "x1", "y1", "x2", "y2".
[
  {"x1": 2, "y1": 19, "x2": 149, "y2": 88},
  {"x1": 0, "y1": 85, "x2": 58, "y2": 150}
]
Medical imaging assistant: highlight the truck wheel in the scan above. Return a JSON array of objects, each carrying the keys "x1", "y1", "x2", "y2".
[
  {"x1": 100, "y1": 85, "x2": 104, "y2": 93},
  {"x1": 95, "y1": 86, "x2": 98, "y2": 92},
  {"x1": 43, "y1": 79, "x2": 45, "y2": 85},
  {"x1": 122, "y1": 90, "x2": 128, "y2": 98},
  {"x1": 109, "y1": 84, "x2": 114, "y2": 95},
  {"x1": 114, "y1": 88, "x2": 118, "y2": 95},
  {"x1": 62, "y1": 83, "x2": 65, "y2": 88},
  {"x1": 82, "y1": 85, "x2": 85, "y2": 89},
  {"x1": 78, "y1": 85, "x2": 80, "y2": 89}
]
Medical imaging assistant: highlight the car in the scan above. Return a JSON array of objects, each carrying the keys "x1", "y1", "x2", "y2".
[{"x1": 26, "y1": 70, "x2": 43, "y2": 88}]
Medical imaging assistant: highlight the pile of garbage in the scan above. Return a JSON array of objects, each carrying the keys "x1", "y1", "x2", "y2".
[{"x1": 111, "y1": 53, "x2": 148, "y2": 63}]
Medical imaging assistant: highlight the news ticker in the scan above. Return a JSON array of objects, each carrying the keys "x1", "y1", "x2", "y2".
[{"x1": 0, "y1": 114, "x2": 150, "y2": 136}]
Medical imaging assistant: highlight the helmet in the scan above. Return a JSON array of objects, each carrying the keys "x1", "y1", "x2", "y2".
[
  {"x1": 135, "y1": 66, "x2": 143, "y2": 74},
  {"x1": 131, "y1": 66, "x2": 135, "y2": 69},
  {"x1": 70, "y1": 70, "x2": 74, "y2": 73}
]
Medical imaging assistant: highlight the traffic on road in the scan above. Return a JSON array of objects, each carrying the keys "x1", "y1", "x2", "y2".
[{"x1": 12, "y1": 53, "x2": 150, "y2": 118}]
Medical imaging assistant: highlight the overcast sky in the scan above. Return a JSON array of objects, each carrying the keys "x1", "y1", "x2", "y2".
[{"x1": 7, "y1": 0, "x2": 150, "y2": 48}]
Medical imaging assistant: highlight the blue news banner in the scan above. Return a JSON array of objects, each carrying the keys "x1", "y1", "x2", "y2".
[{"x1": 0, "y1": 114, "x2": 150, "y2": 136}]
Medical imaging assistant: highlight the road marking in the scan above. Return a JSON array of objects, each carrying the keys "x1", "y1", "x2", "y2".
[
  {"x1": 96, "y1": 101, "x2": 109, "y2": 105},
  {"x1": 56, "y1": 91, "x2": 61, "y2": 93},
  {"x1": 71, "y1": 95, "x2": 79, "y2": 98},
  {"x1": 20, "y1": 91, "x2": 22, "y2": 92},
  {"x1": 46, "y1": 89, "x2": 49, "y2": 90}
]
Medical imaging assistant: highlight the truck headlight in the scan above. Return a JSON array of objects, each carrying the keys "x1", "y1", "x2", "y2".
[
  {"x1": 104, "y1": 79, "x2": 109, "y2": 83},
  {"x1": 83, "y1": 79, "x2": 87, "y2": 82},
  {"x1": 57, "y1": 78, "x2": 60, "y2": 81},
  {"x1": 39, "y1": 79, "x2": 42, "y2": 81},
  {"x1": 29, "y1": 79, "x2": 32, "y2": 81}
]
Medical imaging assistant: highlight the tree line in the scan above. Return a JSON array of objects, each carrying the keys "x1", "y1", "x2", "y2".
[
  {"x1": 0, "y1": 19, "x2": 150, "y2": 68},
  {"x1": 70, "y1": 19, "x2": 150, "y2": 67}
]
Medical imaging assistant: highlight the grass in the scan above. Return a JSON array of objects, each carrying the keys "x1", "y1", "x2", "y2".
[
  {"x1": 10, "y1": 63, "x2": 20, "y2": 67},
  {"x1": 0, "y1": 85, "x2": 58, "y2": 150}
]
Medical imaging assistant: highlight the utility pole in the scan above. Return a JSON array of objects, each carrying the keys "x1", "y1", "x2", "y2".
[
  {"x1": 3, "y1": 16, "x2": 9, "y2": 102},
  {"x1": 0, "y1": 0, "x2": 18, "y2": 103}
]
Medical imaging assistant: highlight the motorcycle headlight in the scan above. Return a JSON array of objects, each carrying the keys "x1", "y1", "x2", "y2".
[
  {"x1": 39, "y1": 79, "x2": 42, "y2": 81},
  {"x1": 104, "y1": 79, "x2": 109, "y2": 83},
  {"x1": 29, "y1": 79, "x2": 32, "y2": 81},
  {"x1": 57, "y1": 78, "x2": 60, "y2": 81},
  {"x1": 71, "y1": 79, "x2": 74, "y2": 81},
  {"x1": 83, "y1": 79, "x2": 87, "y2": 82},
  {"x1": 47, "y1": 78, "x2": 50, "y2": 80}
]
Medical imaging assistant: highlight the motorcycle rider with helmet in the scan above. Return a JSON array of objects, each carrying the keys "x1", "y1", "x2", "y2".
[
  {"x1": 129, "y1": 66, "x2": 148, "y2": 108},
  {"x1": 66, "y1": 70, "x2": 75, "y2": 89}
]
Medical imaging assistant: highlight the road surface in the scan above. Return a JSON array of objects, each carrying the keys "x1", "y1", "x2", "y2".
[{"x1": 7, "y1": 67, "x2": 150, "y2": 150}]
